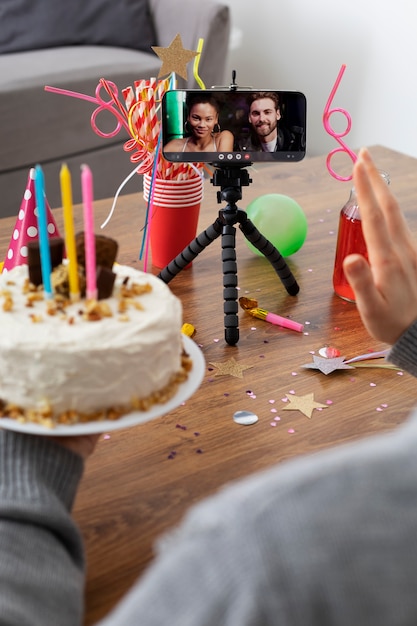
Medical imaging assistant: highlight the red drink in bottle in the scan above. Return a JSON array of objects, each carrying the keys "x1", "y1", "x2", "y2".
[
  {"x1": 332, "y1": 171, "x2": 388, "y2": 302},
  {"x1": 332, "y1": 211, "x2": 366, "y2": 302}
]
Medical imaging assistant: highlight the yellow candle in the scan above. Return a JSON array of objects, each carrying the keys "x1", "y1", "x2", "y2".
[{"x1": 60, "y1": 164, "x2": 79, "y2": 300}]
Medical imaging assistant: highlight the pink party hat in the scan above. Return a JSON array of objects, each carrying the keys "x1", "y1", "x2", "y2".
[{"x1": 3, "y1": 168, "x2": 61, "y2": 272}]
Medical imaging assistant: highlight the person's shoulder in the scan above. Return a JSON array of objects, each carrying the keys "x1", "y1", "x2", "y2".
[
  {"x1": 217, "y1": 130, "x2": 234, "y2": 151},
  {"x1": 164, "y1": 138, "x2": 186, "y2": 151}
]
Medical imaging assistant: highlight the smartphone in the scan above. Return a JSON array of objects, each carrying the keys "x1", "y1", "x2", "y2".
[{"x1": 161, "y1": 89, "x2": 306, "y2": 166}]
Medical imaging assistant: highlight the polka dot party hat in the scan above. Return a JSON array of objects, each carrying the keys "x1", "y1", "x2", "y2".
[{"x1": 3, "y1": 168, "x2": 61, "y2": 273}]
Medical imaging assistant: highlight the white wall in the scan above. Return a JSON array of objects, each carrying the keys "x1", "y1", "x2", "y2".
[{"x1": 222, "y1": 0, "x2": 417, "y2": 159}]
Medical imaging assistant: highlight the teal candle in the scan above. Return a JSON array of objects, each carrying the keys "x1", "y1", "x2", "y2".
[{"x1": 34, "y1": 165, "x2": 53, "y2": 298}]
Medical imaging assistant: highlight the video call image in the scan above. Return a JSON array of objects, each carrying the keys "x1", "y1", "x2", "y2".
[{"x1": 162, "y1": 89, "x2": 306, "y2": 163}]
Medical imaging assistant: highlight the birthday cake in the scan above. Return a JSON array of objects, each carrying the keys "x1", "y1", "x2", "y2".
[{"x1": 0, "y1": 256, "x2": 188, "y2": 428}]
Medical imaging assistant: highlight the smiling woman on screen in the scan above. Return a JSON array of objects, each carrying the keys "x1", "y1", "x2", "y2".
[{"x1": 163, "y1": 94, "x2": 234, "y2": 154}]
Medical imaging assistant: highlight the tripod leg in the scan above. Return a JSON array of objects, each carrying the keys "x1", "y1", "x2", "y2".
[
  {"x1": 158, "y1": 219, "x2": 223, "y2": 283},
  {"x1": 222, "y1": 225, "x2": 239, "y2": 346},
  {"x1": 238, "y1": 213, "x2": 300, "y2": 296}
]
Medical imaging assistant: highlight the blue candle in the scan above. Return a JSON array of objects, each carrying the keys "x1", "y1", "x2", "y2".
[{"x1": 34, "y1": 165, "x2": 53, "y2": 298}]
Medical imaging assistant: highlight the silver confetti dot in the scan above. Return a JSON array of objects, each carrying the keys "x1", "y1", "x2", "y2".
[{"x1": 233, "y1": 410, "x2": 259, "y2": 426}]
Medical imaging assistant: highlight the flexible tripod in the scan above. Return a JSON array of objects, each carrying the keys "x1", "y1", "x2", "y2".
[{"x1": 157, "y1": 165, "x2": 300, "y2": 346}]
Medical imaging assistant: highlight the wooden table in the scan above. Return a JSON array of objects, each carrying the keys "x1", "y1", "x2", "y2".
[{"x1": 1, "y1": 146, "x2": 415, "y2": 624}]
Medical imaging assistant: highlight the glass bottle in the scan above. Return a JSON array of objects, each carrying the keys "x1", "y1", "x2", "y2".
[{"x1": 332, "y1": 172, "x2": 389, "y2": 302}]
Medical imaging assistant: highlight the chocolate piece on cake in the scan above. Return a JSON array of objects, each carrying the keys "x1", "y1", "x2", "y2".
[
  {"x1": 76, "y1": 232, "x2": 118, "y2": 270},
  {"x1": 28, "y1": 238, "x2": 64, "y2": 286},
  {"x1": 96, "y1": 266, "x2": 116, "y2": 300}
]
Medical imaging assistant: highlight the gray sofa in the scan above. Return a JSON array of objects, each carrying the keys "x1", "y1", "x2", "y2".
[{"x1": 0, "y1": 0, "x2": 231, "y2": 217}]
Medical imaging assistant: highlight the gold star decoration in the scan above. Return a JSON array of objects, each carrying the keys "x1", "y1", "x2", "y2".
[
  {"x1": 152, "y1": 34, "x2": 199, "y2": 80},
  {"x1": 281, "y1": 393, "x2": 328, "y2": 419},
  {"x1": 209, "y1": 357, "x2": 253, "y2": 379}
]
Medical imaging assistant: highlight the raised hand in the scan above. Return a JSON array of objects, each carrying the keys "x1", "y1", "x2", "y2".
[{"x1": 343, "y1": 148, "x2": 417, "y2": 344}]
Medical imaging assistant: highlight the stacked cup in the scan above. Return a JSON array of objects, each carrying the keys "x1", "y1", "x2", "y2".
[{"x1": 143, "y1": 173, "x2": 204, "y2": 269}]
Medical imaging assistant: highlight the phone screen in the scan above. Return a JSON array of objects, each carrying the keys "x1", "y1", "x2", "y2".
[{"x1": 162, "y1": 89, "x2": 306, "y2": 165}]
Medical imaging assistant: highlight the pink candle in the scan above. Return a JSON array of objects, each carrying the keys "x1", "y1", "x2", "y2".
[{"x1": 81, "y1": 164, "x2": 97, "y2": 300}]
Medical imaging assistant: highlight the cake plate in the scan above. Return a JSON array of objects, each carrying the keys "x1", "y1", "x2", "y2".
[{"x1": 0, "y1": 335, "x2": 205, "y2": 436}]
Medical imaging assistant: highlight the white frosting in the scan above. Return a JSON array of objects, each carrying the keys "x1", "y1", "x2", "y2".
[{"x1": 0, "y1": 264, "x2": 183, "y2": 418}]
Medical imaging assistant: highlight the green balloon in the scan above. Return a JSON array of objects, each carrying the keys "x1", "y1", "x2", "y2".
[{"x1": 246, "y1": 194, "x2": 308, "y2": 257}]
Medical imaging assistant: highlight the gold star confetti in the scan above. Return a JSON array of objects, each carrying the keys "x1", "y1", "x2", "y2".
[
  {"x1": 281, "y1": 393, "x2": 328, "y2": 419},
  {"x1": 209, "y1": 357, "x2": 253, "y2": 379},
  {"x1": 152, "y1": 34, "x2": 199, "y2": 80}
]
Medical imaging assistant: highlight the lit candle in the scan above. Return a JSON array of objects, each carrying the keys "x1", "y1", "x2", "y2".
[
  {"x1": 60, "y1": 164, "x2": 79, "y2": 301},
  {"x1": 81, "y1": 164, "x2": 97, "y2": 300},
  {"x1": 34, "y1": 164, "x2": 53, "y2": 299}
]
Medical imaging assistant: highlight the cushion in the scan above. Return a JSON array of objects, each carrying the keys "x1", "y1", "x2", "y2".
[{"x1": 0, "y1": 0, "x2": 156, "y2": 54}]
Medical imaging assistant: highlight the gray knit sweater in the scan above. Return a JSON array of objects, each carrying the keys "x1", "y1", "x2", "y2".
[{"x1": 0, "y1": 324, "x2": 416, "y2": 626}]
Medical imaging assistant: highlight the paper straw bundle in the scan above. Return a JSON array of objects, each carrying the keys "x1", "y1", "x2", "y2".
[
  {"x1": 156, "y1": 158, "x2": 204, "y2": 181},
  {"x1": 45, "y1": 73, "x2": 202, "y2": 181}
]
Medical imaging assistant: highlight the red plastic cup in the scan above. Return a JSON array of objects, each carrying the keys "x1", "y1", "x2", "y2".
[{"x1": 143, "y1": 174, "x2": 204, "y2": 269}]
